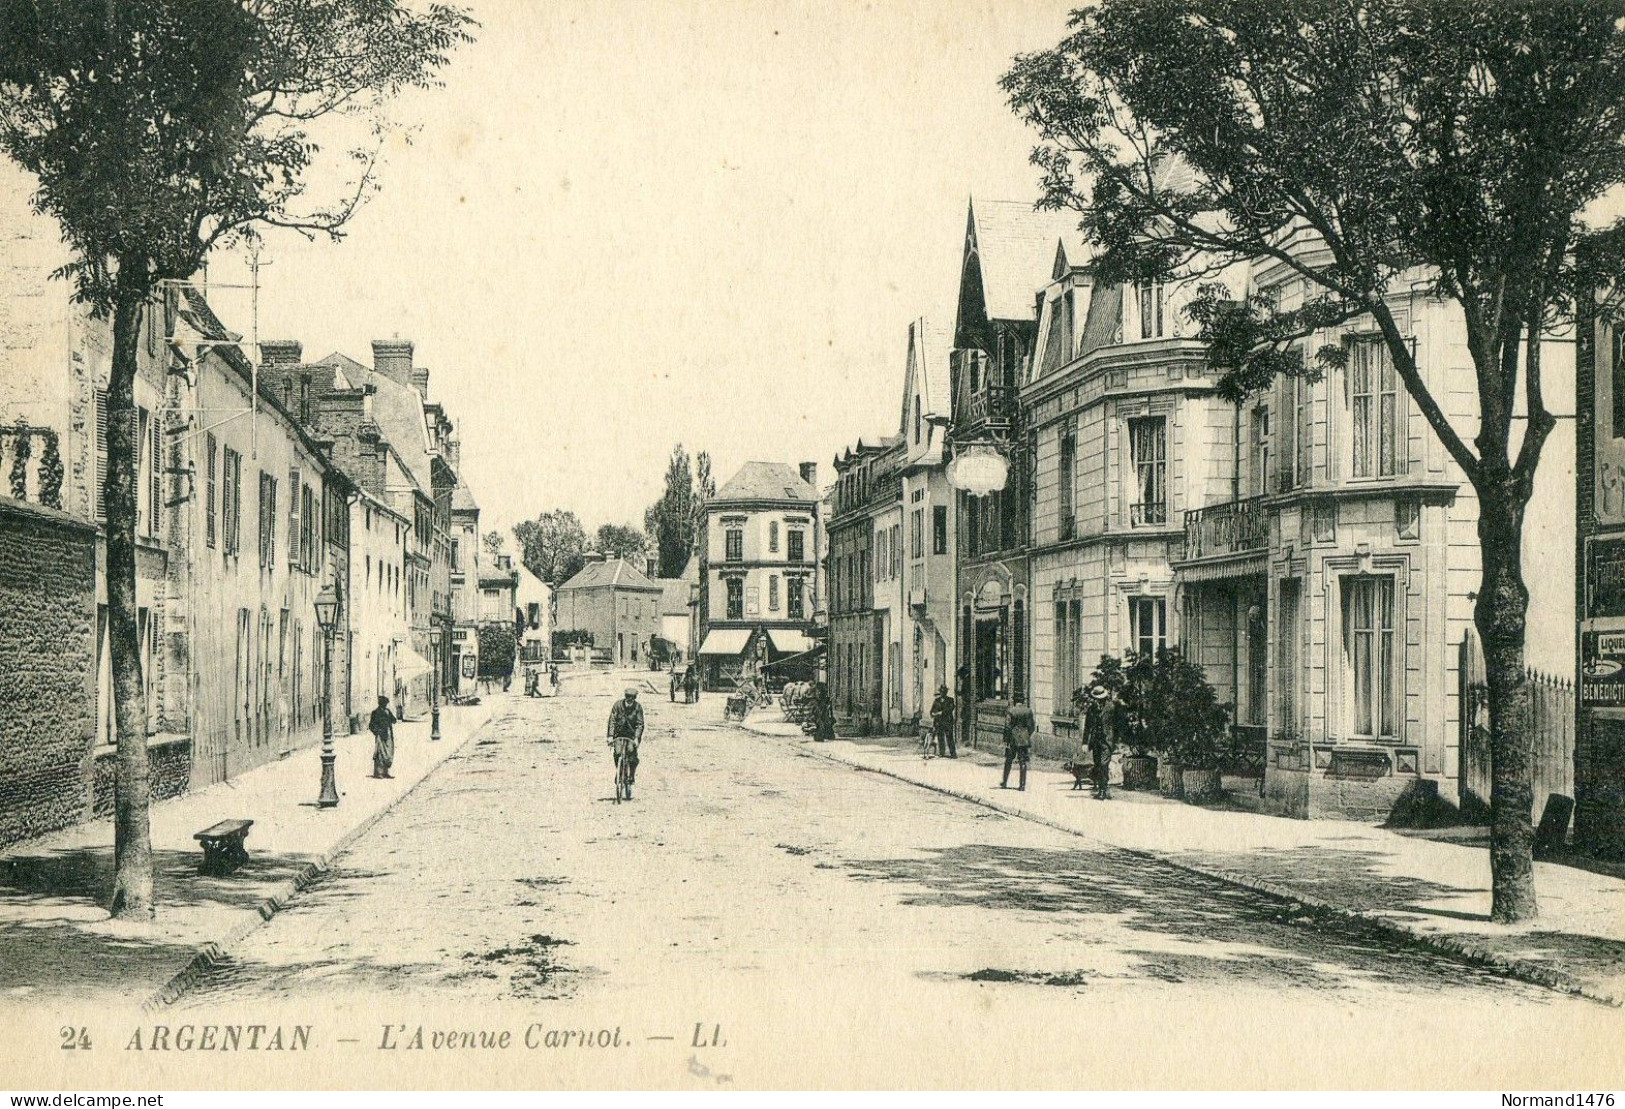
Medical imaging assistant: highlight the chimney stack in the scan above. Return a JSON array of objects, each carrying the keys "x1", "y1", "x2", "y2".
[
  {"x1": 584, "y1": 550, "x2": 605, "y2": 563},
  {"x1": 371, "y1": 339, "x2": 414, "y2": 387},
  {"x1": 799, "y1": 461, "x2": 817, "y2": 489},
  {"x1": 411, "y1": 366, "x2": 430, "y2": 400},
  {"x1": 444, "y1": 438, "x2": 461, "y2": 471},
  {"x1": 260, "y1": 339, "x2": 303, "y2": 365}
]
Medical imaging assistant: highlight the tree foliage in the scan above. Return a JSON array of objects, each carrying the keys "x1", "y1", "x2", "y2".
[
  {"x1": 513, "y1": 509, "x2": 587, "y2": 588},
  {"x1": 0, "y1": 0, "x2": 474, "y2": 313},
  {"x1": 482, "y1": 530, "x2": 505, "y2": 558},
  {"x1": 645, "y1": 444, "x2": 695, "y2": 578},
  {"x1": 476, "y1": 620, "x2": 515, "y2": 681},
  {"x1": 1003, "y1": 0, "x2": 1625, "y2": 921},
  {"x1": 0, "y1": 0, "x2": 470, "y2": 919},
  {"x1": 595, "y1": 522, "x2": 648, "y2": 563}
]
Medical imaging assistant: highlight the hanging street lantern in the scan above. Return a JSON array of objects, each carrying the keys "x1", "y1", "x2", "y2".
[{"x1": 947, "y1": 442, "x2": 1009, "y2": 497}]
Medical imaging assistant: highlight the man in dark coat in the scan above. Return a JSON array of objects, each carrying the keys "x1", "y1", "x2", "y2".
[
  {"x1": 607, "y1": 686, "x2": 645, "y2": 789},
  {"x1": 1001, "y1": 700, "x2": 1035, "y2": 791},
  {"x1": 809, "y1": 681, "x2": 835, "y2": 741},
  {"x1": 369, "y1": 695, "x2": 396, "y2": 779},
  {"x1": 1080, "y1": 683, "x2": 1118, "y2": 799},
  {"x1": 929, "y1": 686, "x2": 957, "y2": 758}
]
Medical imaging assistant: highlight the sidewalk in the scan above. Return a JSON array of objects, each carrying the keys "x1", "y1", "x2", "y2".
[
  {"x1": 0, "y1": 696, "x2": 502, "y2": 1010},
  {"x1": 740, "y1": 712, "x2": 1625, "y2": 1005}
]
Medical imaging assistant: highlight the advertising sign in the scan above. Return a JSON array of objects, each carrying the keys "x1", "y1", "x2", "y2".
[
  {"x1": 1581, "y1": 628, "x2": 1625, "y2": 707},
  {"x1": 1586, "y1": 536, "x2": 1625, "y2": 619}
]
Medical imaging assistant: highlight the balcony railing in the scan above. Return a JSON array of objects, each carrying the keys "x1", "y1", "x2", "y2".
[
  {"x1": 1183, "y1": 496, "x2": 1268, "y2": 560},
  {"x1": 1129, "y1": 501, "x2": 1168, "y2": 527},
  {"x1": 967, "y1": 385, "x2": 1018, "y2": 426}
]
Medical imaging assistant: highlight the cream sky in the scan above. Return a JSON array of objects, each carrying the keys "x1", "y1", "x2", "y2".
[{"x1": 206, "y1": 0, "x2": 1079, "y2": 541}]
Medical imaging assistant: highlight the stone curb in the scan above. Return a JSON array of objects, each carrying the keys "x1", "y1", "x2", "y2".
[
  {"x1": 141, "y1": 711, "x2": 501, "y2": 1012},
  {"x1": 790, "y1": 739, "x2": 1623, "y2": 1009}
]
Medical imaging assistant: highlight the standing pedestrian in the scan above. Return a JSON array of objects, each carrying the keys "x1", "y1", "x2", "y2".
[
  {"x1": 1079, "y1": 682, "x2": 1117, "y2": 799},
  {"x1": 1000, "y1": 700, "x2": 1035, "y2": 791},
  {"x1": 809, "y1": 680, "x2": 835, "y2": 742},
  {"x1": 670, "y1": 666, "x2": 679, "y2": 702},
  {"x1": 369, "y1": 695, "x2": 397, "y2": 779},
  {"x1": 684, "y1": 666, "x2": 698, "y2": 704},
  {"x1": 930, "y1": 686, "x2": 957, "y2": 758}
]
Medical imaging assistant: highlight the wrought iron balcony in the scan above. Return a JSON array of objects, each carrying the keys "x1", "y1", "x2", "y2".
[
  {"x1": 1129, "y1": 501, "x2": 1168, "y2": 527},
  {"x1": 1182, "y1": 496, "x2": 1269, "y2": 560},
  {"x1": 967, "y1": 384, "x2": 1018, "y2": 427}
]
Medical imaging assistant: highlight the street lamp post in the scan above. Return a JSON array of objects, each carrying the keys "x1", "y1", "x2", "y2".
[
  {"x1": 431, "y1": 634, "x2": 443, "y2": 742},
  {"x1": 314, "y1": 585, "x2": 341, "y2": 808}
]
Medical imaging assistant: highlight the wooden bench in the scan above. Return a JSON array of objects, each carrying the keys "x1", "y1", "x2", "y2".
[{"x1": 194, "y1": 819, "x2": 254, "y2": 876}]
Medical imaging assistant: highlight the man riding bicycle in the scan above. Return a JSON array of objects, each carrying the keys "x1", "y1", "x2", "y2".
[{"x1": 607, "y1": 686, "x2": 645, "y2": 798}]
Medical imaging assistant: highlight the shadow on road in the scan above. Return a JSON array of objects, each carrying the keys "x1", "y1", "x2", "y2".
[{"x1": 842, "y1": 842, "x2": 1541, "y2": 995}]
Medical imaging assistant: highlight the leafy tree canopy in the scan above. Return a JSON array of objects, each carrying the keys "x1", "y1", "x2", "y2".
[{"x1": 0, "y1": 0, "x2": 474, "y2": 311}]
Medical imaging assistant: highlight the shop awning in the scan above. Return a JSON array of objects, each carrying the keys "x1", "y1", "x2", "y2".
[
  {"x1": 1173, "y1": 552, "x2": 1269, "y2": 584},
  {"x1": 396, "y1": 647, "x2": 434, "y2": 679},
  {"x1": 766, "y1": 629, "x2": 815, "y2": 655},
  {"x1": 697, "y1": 628, "x2": 754, "y2": 656}
]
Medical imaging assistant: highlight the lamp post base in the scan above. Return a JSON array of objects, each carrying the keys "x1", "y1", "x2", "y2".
[
  {"x1": 431, "y1": 703, "x2": 441, "y2": 742},
  {"x1": 318, "y1": 751, "x2": 340, "y2": 808}
]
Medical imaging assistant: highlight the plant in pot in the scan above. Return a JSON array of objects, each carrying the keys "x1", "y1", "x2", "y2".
[{"x1": 1158, "y1": 651, "x2": 1230, "y2": 804}]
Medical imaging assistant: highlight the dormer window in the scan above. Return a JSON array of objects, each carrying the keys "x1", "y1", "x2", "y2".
[{"x1": 1137, "y1": 279, "x2": 1167, "y2": 339}]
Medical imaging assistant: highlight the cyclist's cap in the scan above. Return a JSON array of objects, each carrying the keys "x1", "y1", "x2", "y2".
[{"x1": 624, "y1": 687, "x2": 639, "y2": 697}]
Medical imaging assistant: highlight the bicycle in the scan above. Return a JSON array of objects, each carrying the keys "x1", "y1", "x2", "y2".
[{"x1": 612, "y1": 737, "x2": 636, "y2": 803}]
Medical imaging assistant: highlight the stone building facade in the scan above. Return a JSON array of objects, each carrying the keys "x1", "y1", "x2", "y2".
[
  {"x1": 829, "y1": 442, "x2": 892, "y2": 727},
  {"x1": 1023, "y1": 243, "x2": 1245, "y2": 762},
  {"x1": 694, "y1": 461, "x2": 823, "y2": 689},
  {"x1": 898, "y1": 319, "x2": 958, "y2": 733},
  {"x1": 948, "y1": 199, "x2": 1076, "y2": 749},
  {"x1": 555, "y1": 555, "x2": 663, "y2": 667}
]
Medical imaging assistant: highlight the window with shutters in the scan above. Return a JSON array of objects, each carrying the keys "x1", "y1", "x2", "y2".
[
  {"x1": 222, "y1": 447, "x2": 240, "y2": 555},
  {"x1": 302, "y1": 485, "x2": 316, "y2": 572},
  {"x1": 788, "y1": 528, "x2": 805, "y2": 562},
  {"x1": 1058, "y1": 428, "x2": 1076, "y2": 540},
  {"x1": 726, "y1": 578, "x2": 743, "y2": 619},
  {"x1": 136, "y1": 407, "x2": 149, "y2": 533},
  {"x1": 149, "y1": 411, "x2": 162, "y2": 538},
  {"x1": 94, "y1": 390, "x2": 108, "y2": 520},
  {"x1": 788, "y1": 577, "x2": 805, "y2": 619},
  {"x1": 725, "y1": 528, "x2": 743, "y2": 562},
  {"x1": 769, "y1": 574, "x2": 780, "y2": 611},
  {"x1": 205, "y1": 434, "x2": 217, "y2": 548},
  {"x1": 933, "y1": 505, "x2": 947, "y2": 555},
  {"x1": 769, "y1": 521, "x2": 779, "y2": 553},
  {"x1": 288, "y1": 469, "x2": 302, "y2": 569},
  {"x1": 259, "y1": 472, "x2": 277, "y2": 567}
]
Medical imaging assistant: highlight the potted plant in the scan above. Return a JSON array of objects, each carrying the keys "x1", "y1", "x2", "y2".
[
  {"x1": 1080, "y1": 654, "x2": 1160, "y2": 790},
  {"x1": 1157, "y1": 651, "x2": 1229, "y2": 804}
]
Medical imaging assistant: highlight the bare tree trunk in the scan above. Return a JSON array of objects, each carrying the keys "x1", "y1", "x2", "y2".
[
  {"x1": 1475, "y1": 483, "x2": 1538, "y2": 923},
  {"x1": 107, "y1": 283, "x2": 153, "y2": 920}
]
